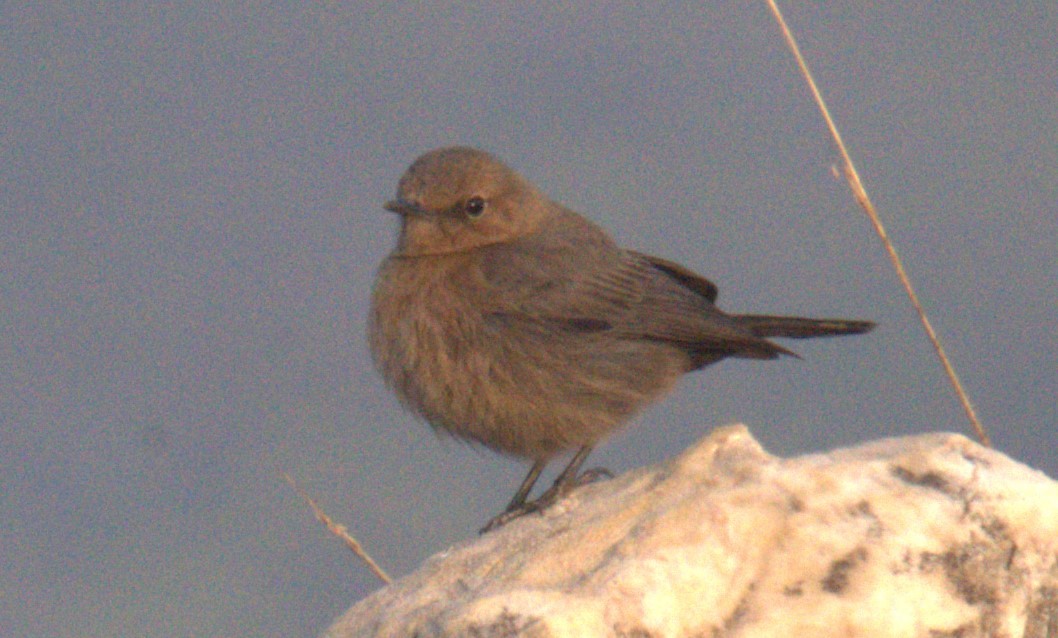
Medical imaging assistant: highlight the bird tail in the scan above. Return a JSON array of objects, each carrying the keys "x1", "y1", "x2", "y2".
[{"x1": 735, "y1": 315, "x2": 875, "y2": 339}]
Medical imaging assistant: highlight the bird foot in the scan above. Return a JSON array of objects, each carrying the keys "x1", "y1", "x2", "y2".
[{"x1": 479, "y1": 466, "x2": 613, "y2": 534}]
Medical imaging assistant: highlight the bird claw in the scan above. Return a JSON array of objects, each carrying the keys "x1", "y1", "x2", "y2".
[
  {"x1": 574, "y1": 466, "x2": 613, "y2": 485},
  {"x1": 479, "y1": 502, "x2": 540, "y2": 534}
]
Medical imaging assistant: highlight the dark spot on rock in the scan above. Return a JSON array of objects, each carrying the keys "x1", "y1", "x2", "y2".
[
  {"x1": 918, "y1": 551, "x2": 946, "y2": 572},
  {"x1": 469, "y1": 609, "x2": 540, "y2": 637},
  {"x1": 849, "y1": 499, "x2": 885, "y2": 538},
  {"x1": 722, "y1": 585, "x2": 754, "y2": 632},
  {"x1": 928, "y1": 623, "x2": 974, "y2": 637},
  {"x1": 822, "y1": 547, "x2": 868, "y2": 594},
  {"x1": 891, "y1": 466, "x2": 955, "y2": 494},
  {"x1": 1024, "y1": 585, "x2": 1058, "y2": 638},
  {"x1": 850, "y1": 500, "x2": 872, "y2": 516},
  {"x1": 976, "y1": 515, "x2": 1010, "y2": 543},
  {"x1": 943, "y1": 547, "x2": 1000, "y2": 606},
  {"x1": 921, "y1": 548, "x2": 1000, "y2": 605}
]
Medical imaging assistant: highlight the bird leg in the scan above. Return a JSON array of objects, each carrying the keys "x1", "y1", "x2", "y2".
[
  {"x1": 480, "y1": 445, "x2": 611, "y2": 533},
  {"x1": 532, "y1": 444, "x2": 594, "y2": 502},
  {"x1": 504, "y1": 458, "x2": 547, "y2": 512}
]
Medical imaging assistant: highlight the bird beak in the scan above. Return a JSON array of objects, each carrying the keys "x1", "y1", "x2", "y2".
[{"x1": 384, "y1": 198, "x2": 430, "y2": 217}]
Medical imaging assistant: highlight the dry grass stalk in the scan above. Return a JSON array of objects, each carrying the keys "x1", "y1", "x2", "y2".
[
  {"x1": 764, "y1": 0, "x2": 990, "y2": 446},
  {"x1": 284, "y1": 472, "x2": 393, "y2": 585}
]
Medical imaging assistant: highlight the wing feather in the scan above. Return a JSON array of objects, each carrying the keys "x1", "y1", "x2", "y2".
[{"x1": 477, "y1": 210, "x2": 782, "y2": 362}]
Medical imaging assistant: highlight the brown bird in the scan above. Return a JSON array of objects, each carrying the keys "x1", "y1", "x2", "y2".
[{"x1": 370, "y1": 146, "x2": 873, "y2": 531}]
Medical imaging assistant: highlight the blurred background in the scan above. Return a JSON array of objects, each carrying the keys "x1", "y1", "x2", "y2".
[{"x1": 3, "y1": 3, "x2": 1055, "y2": 636}]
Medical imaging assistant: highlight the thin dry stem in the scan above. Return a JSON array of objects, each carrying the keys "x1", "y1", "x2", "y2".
[
  {"x1": 764, "y1": 0, "x2": 990, "y2": 447},
  {"x1": 284, "y1": 472, "x2": 393, "y2": 585}
]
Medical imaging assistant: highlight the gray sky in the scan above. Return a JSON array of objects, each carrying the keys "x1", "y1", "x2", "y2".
[{"x1": 3, "y1": 3, "x2": 1056, "y2": 636}]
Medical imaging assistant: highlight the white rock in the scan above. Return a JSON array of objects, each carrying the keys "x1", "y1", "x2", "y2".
[{"x1": 323, "y1": 426, "x2": 1058, "y2": 637}]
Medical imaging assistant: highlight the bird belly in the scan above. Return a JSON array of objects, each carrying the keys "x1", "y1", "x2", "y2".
[{"x1": 370, "y1": 259, "x2": 685, "y2": 459}]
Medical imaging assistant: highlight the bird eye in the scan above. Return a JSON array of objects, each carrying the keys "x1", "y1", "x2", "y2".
[{"x1": 464, "y1": 196, "x2": 486, "y2": 218}]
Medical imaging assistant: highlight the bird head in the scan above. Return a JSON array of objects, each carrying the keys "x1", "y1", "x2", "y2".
[{"x1": 384, "y1": 147, "x2": 550, "y2": 256}]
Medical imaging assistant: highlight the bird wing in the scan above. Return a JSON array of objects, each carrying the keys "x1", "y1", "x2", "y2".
[
  {"x1": 476, "y1": 214, "x2": 779, "y2": 360},
  {"x1": 626, "y1": 251, "x2": 718, "y2": 303}
]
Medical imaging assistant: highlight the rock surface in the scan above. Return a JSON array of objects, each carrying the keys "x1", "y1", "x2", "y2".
[{"x1": 323, "y1": 426, "x2": 1058, "y2": 637}]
